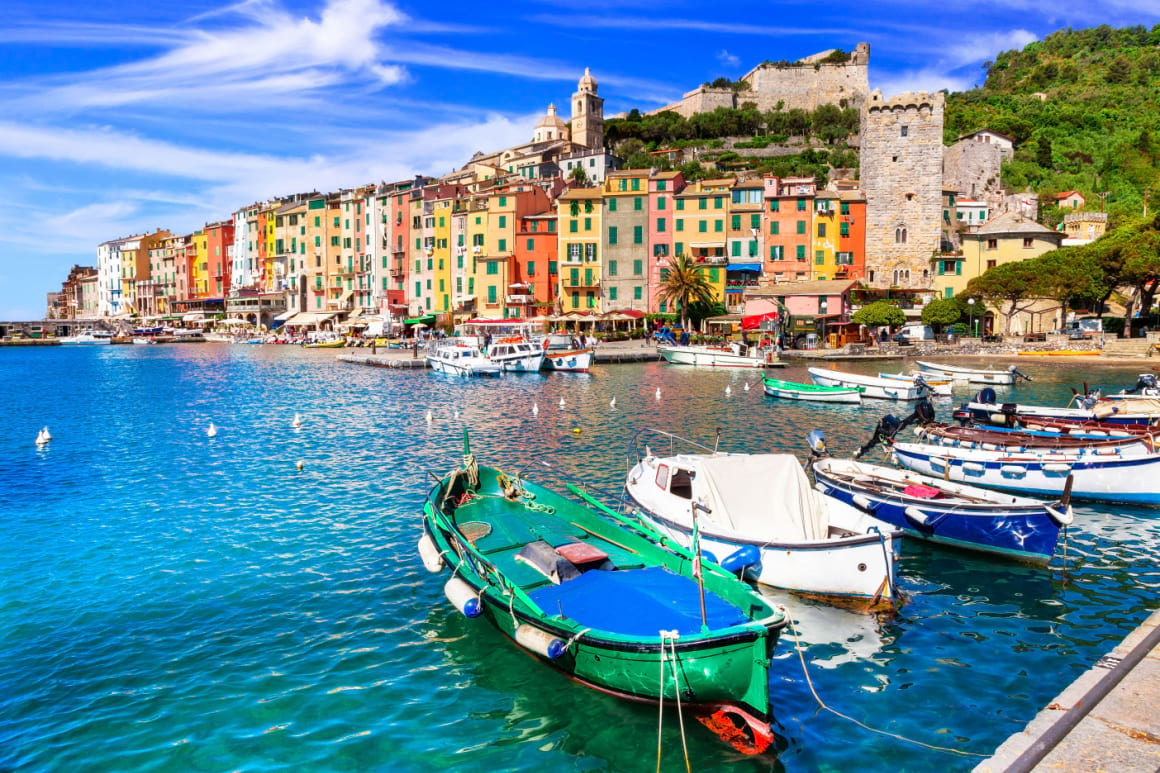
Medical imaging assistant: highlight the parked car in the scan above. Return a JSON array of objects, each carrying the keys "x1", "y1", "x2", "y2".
[
  {"x1": 1063, "y1": 319, "x2": 1102, "y2": 339},
  {"x1": 893, "y1": 324, "x2": 935, "y2": 345}
]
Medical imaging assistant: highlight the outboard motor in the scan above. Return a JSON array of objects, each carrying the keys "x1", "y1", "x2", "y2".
[
  {"x1": 1123, "y1": 373, "x2": 1159, "y2": 395},
  {"x1": 974, "y1": 387, "x2": 998, "y2": 405},
  {"x1": 855, "y1": 414, "x2": 901, "y2": 458},
  {"x1": 1008, "y1": 364, "x2": 1033, "y2": 382},
  {"x1": 807, "y1": 429, "x2": 828, "y2": 458}
]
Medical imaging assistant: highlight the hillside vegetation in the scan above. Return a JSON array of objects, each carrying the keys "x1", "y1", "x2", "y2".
[{"x1": 946, "y1": 24, "x2": 1160, "y2": 225}]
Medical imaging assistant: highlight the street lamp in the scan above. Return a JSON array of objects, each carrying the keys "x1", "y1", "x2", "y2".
[{"x1": 968, "y1": 298, "x2": 976, "y2": 338}]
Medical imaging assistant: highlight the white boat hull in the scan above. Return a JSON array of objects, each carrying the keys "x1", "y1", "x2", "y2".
[
  {"x1": 763, "y1": 383, "x2": 862, "y2": 404},
  {"x1": 541, "y1": 348, "x2": 593, "y2": 372},
  {"x1": 915, "y1": 360, "x2": 1016, "y2": 385},
  {"x1": 808, "y1": 367, "x2": 927, "y2": 401},
  {"x1": 658, "y1": 344, "x2": 773, "y2": 368},
  {"x1": 890, "y1": 440, "x2": 1160, "y2": 504},
  {"x1": 879, "y1": 372, "x2": 953, "y2": 396}
]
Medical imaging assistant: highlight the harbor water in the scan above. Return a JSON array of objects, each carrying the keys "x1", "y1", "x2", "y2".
[{"x1": 1, "y1": 345, "x2": 1156, "y2": 772}]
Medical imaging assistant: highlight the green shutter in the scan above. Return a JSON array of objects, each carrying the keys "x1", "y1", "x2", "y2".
[
  {"x1": 633, "y1": 225, "x2": 643, "y2": 244},
  {"x1": 609, "y1": 226, "x2": 617, "y2": 245}
]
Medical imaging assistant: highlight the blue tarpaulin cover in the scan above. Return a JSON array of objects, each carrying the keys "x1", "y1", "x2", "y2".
[{"x1": 529, "y1": 566, "x2": 745, "y2": 635}]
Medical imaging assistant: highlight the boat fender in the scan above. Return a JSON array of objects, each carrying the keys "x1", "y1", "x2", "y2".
[
  {"x1": 417, "y1": 534, "x2": 445, "y2": 573},
  {"x1": 700, "y1": 548, "x2": 718, "y2": 564},
  {"x1": 719, "y1": 545, "x2": 760, "y2": 574},
  {"x1": 904, "y1": 506, "x2": 929, "y2": 526},
  {"x1": 851, "y1": 494, "x2": 876, "y2": 511},
  {"x1": 443, "y1": 577, "x2": 482, "y2": 618},
  {"x1": 514, "y1": 624, "x2": 566, "y2": 659}
]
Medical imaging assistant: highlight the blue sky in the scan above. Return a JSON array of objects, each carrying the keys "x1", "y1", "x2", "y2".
[{"x1": 3, "y1": 0, "x2": 1159, "y2": 319}]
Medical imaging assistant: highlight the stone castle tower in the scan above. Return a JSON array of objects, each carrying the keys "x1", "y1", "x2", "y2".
[
  {"x1": 571, "y1": 68, "x2": 604, "y2": 149},
  {"x1": 859, "y1": 89, "x2": 946, "y2": 290}
]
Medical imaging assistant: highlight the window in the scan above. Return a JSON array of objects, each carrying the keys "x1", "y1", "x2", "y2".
[
  {"x1": 676, "y1": 199, "x2": 685, "y2": 211},
  {"x1": 609, "y1": 287, "x2": 618, "y2": 300},
  {"x1": 797, "y1": 199, "x2": 807, "y2": 211},
  {"x1": 657, "y1": 181, "x2": 667, "y2": 191},
  {"x1": 548, "y1": 260, "x2": 557, "y2": 274},
  {"x1": 770, "y1": 245, "x2": 783, "y2": 260},
  {"x1": 609, "y1": 226, "x2": 618, "y2": 245},
  {"x1": 816, "y1": 250, "x2": 825, "y2": 265},
  {"x1": 498, "y1": 239, "x2": 507, "y2": 252},
  {"x1": 987, "y1": 239, "x2": 998, "y2": 250},
  {"x1": 657, "y1": 218, "x2": 666, "y2": 232},
  {"x1": 714, "y1": 197, "x2": 723, "y2": 210},
  {"x1": 570, "y1": 267, "x2": 580, "y2": 283},
  {"x1": 585, "y1": 243, "x2": 596, "y2": 261},
  {"x1": 657, "y1": 196, "x2": 666, "y2": 210},
  {"x1": 527, "y1": 261, "x2": 535, "y2": 276},
  {"x1": 584, "y1": 218, "x2": 592, "y2": 231},
  {"x1": 698, "y1": 221, "x2": 707, "y2": 233},
  {"x1": 527, "y1": 238, "x2": 535, "y2": 251},
  {"x1": 487, "y1": 286, "x2": 496, "y2": 303},
  {"x1": 633, "y1": 259, "x2": 643, "y2": 275},
  {"x1": 796, "y1": 245, "x2": 806, "y2": 261},
  {"x1": 896, "y1": 227, "x2": 909, "y2": 244},
  {"x1": 1023, "y1": 237, "x2": 1034, "y2": 249},
  {"x1": 568, "y1": 244, "x2": 581, "y2": 261},
  {"x1": 631, "y1": 178, "x2": 640, "y2": 191},
  {"x1": 945, "y1": 287, "x2": 954, "y2": 299},
  {"x1": 770, "y1": 222, "x2": 779, "y2": 235},
  {"x1": 769, "y1": 200, "x2": 779, "y2": 212},
  {"x1": 486, "y1": 262, "x2": 498, "y2": 275},
  {"x1": 731, "y1": 215, "x2": 741, "y2": 230},
  {"x1": 608, "y1": 260, "x2": 618, "y2": 276},
  {"x1": 901, "y1": 126, "x2": 909, "y2": 137},
  {"x1": 586, "y1": 291, "x2": 595, "y2": 307},
  {"x1": 674, "y1": 242, "x2": 683, "y2": 255},
  {"x1": 709, "y1": 268, "x2": 719, "y2": 282},
  {"x1": 818, "y1": 223, "x2": 827, "y2": 238},
  {"x1": 698, "y1": 198, "x2": 707, "y2": 210},
  {"x1": 634, "y1": 286, "x2": 643, "y2": 300},
  {"x1": 570, "y1": 220, "x2": 578, "y2": 233},
  {"x1": 608, "y1": 198, "x2": 617, "y2": 212},
  {"x1": 499, "y1": 196, "x2": 507, "y2": 207},
  {"x1": 633, "y1": 225, "x2": 643, "y2": 244},
  {"x1": 840, "y1": 222, "x2": 850, "y2": 237},
  {"x1": 732, "y1": 241, "x2": 741, "y2": 257},
  {"x1": 841, "y1": 202, "x2": 850, "y2": 215},
  {"x1": 986, "y1": 259, "x2": 997, "y2": 270},
  {"x1": 797, "y1": 221, "x2": 806, "y2": 235},
  {"x1": 750, "y1": 214, "x2": 760, "y2": 229},
  {"x1": 676, "y1": 220, "x2": 684, "y2": 232},
  {"x1": 498, "y1": 215, "x2": 506, "y2": 228},
  {"x1": 633, "y1": 197, "x2": 642, "y2": 211}
]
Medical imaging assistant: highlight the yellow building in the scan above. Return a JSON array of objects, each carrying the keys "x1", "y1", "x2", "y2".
[
  {"x1": 431, "y1": 196, "x2": 454, "y2": 314},
  {"x1": 556, "y1": 188, "x2": 604, "y2": 312},
  {"x1": 811, "y1": 192, "x2": 840, "y2": 280},
  {"x1": 191, "y1": 230, "x2": 208, "y2": 297}
]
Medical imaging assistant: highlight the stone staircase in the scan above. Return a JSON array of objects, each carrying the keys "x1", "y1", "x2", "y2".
[{"x1": 1101, "y1": 337, "x2": 1155, "y2": 358}]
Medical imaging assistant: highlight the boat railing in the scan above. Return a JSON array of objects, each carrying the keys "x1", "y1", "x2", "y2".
[{"x1": 627, "y1": 427, "x2": 721, "y2": 466}]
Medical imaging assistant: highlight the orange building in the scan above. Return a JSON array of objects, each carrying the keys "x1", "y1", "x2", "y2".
[
  {"x1": 514, "y1": 211, "x2": 558, "y2": 319},
  {"x1": 836, "y1": 191, "x2": 867, "y2": 281}
]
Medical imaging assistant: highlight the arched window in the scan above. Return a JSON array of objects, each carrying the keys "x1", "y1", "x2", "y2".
[{"x1": 895, "y1": 226, "x2": 908, "y2": 244}]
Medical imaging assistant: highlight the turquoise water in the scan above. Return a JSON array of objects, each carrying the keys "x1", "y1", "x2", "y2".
[{"x1": 1, "y1": 345, "x2": 1156, "y2": 772}]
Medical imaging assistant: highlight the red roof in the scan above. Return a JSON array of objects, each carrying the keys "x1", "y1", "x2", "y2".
[{"x1": 1055, "y1": 190, "x2": 1082, "y2": 199}]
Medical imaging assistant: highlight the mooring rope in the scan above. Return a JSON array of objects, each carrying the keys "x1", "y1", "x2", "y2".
[{"x1": 787, "y1": 616, "x2": 987, "y2": 758}]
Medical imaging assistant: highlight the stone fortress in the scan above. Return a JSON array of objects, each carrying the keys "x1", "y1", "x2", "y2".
[{"x1": 653, "y1": 43, "x2": 870, "y2": 117}]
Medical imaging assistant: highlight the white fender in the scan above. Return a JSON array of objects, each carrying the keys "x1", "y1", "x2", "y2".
[{"x1": 417, "y1": 533, "x2": 444, "y2": 573}]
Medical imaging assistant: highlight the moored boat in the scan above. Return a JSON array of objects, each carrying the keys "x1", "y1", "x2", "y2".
[
  {"x1": 538, "y1": 333, "x2": 593, "y2": 372},
  {"x1": 58, "y1": 329, "x2": 113, "y2": 345},
  {"x1": 808, "y1": 367, "x2": 930, "y2": 401},
  {"x1": 954, "y1": 389, "x2": 1160, "y2": 427},
  {"x1": 809, "y1": 450, "x2": 1071, "y2": 564},
  {"x1": 913, "y1": 423, "x2": 1159, "y2": 456},
  {"x1": 624, "y1": 429, "x2": 901, "y2": 610},
  {"x1": 878, "y1": 372, "x2": 953, "y2": 396},
  {"x1": 420, "y1": 435, "x2": 789, "y2": 753},
  {"x1": 659, "y1": 341, "x2": 780, "y2": 368},
  {"x1": 426, "y1": 340, "x2": 502, "y2": 377},
  {"x1": 763, "y1": 377, "x2": 863, "y2": 404},
  {"x1": 915, "y1": 360, "x2": 1031, "y2": 385}
]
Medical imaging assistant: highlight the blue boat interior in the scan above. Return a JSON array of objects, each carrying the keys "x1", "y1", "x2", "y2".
[{"x1": 529, "y1": 565, "x2": 746, "y2": 636}]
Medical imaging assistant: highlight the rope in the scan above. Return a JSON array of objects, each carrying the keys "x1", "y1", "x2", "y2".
[
  {"x1": 656, "y1": 637, "x2": 666, "y2": 773},
  {"x1": 667, "y1": 633, "x2": 691, "y2": 773},
  {"x1": 562, "y1": 627, "x2": 591, "y2": 652},
  {"x1": 786, "y1": 616, "x2": 986, "y2": 758}
]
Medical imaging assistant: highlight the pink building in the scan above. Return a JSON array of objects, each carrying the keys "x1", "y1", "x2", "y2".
[{"x1": 647, "y1": 171, "x2": 684, "y2": 311}]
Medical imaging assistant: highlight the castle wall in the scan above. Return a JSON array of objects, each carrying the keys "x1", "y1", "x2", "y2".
[
  {"x1": 859, "y1": 90, "x2": 946, "y2": 291},
  {"x1": 943, "y1": 140, "x2": 1003, "y2": 202}
]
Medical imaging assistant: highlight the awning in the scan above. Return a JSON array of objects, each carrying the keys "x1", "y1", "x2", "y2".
[
  {"x1": 273, "y1": 310, "x2": 296, "y2": 321},
  {"x1": 403, "y1": 313, "x2": 436, "y2": 325},
  {"x1": 690, "y1": 242, "x2": 725, "y2": 248},
  {"x1": 285, "y1": 312, "x2": 338, "y2": 327},
  {"x1": 741, "y1": 311, "x2": 780, "y2": 331},
  {"x1": 727, "y1": 263, "x2": 763, "y2": 272},
  {"x1": 181, "y1": 312, "x2": 206, "y2": 322}
]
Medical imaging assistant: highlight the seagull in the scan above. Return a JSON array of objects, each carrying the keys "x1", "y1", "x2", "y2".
[
  {"x1": 744, "y1": 382, "x2": 751, "y2": 392},
  {"x1": 453, "y1": 408, "x2": 460, "y2": 420},
  {"x1": 725, "y1": 385, "x2": 732, "y2": 395},
  {"x1": 207, "y1": 422, "x2": 217, "y2": 438},
  {"x1": 41, "y1": 426, "x2": 52, "y2": 441},
  {"x1": 35, "y1": 428, "x2": 49, "y2": 446},
  {"x1": 609, "y1": 396, "x2": 617, "y2": 409},
  {"x1": 559, "y1": 396, "x2": 566, "y2": 409},
  {"x1": 291, "y1": 413, "x2": 302, "y2": 428},
  {"x1": 655, "y1": 387, "x2": 662, "y2": 401},
  {"x1": 532, "y1": 402, "x2": 539, "y2": 416},
  {"x1": 425, "y1": 409, "x2": 433, "y2": 423}
]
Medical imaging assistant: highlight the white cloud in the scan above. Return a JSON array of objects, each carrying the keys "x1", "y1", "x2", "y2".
[
  {"x1": 945, "y1": 29, "x2": 1037, "y2": 68},
  {"x1": 717, "y1": 49, "x2": 741, "y2": 68}
]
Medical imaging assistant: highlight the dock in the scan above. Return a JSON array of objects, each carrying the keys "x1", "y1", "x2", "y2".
[{"x1": 974, "y1": 608, "x2": 1160, "y2": 772}]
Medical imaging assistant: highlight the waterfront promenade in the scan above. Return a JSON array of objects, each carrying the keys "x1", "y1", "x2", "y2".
[{"x1": 975, "y1": 609, "x2": 1159, "y2": 773}]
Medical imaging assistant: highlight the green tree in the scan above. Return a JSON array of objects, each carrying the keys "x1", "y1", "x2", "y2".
[
  {"x1": 964, "y1": 260, "x2": 1041, "y2": 334},
  {"x1": 1032, "y1": 246, "x2": 1107, "y2": 328},
  {"x1": 657, "y1": 255, "x2": 716, "y2": 331},
  {"x1": 851, "y1": 300, "x2": 906, "y2": 328},
  {"x1": 920, "y1": 298, "x2": 962, "y2": 331},
  {"x1": 1035, "y1": 135, "x2": 1053, "y2": 169},
  {"x1": 568, "y1": 166, "x2": 589, "y2": 186}
]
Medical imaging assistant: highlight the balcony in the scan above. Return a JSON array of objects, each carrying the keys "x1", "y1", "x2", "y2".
[
  {"x1": 389, "y1": 268, "x2": 405, "y2": 279},
  {"x1": 505, "y1": 294, "x2": 534, "y2": 304}
]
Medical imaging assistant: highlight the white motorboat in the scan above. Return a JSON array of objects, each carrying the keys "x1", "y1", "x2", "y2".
[
  {"x1": 538, "y1": 334, "x2": 593, "y2": 372},
  {"x1": 486, "y1": 336, "x2": 545, "y2": 372},
  {"x1": 658, "y1": 341, "x2": 778, "y2": 368},
  {"x1": 624, "y1": 430, "x2": 901, "y2": 610},
  {"x1": 58, "y1": 329, "x2": 113, "y2": 345},
  {"x1": 426, "y1": 340, "x2": 502, "y2": 377},
  {"x1": 808, "y1": 367, "x2": 930, "y2": 401},
  {"x1": 915, "y1": 360, "x2": 1031, "y2": 385},
  {"x1": 762, "y1": 377, "x2": 863, "y2": 404},
  {"x1": 878, "y1": 372, "x2": 953, "y2": 396},
  {"x1": 889, "y1": 439, "x2": 1160, "y2": 505}
]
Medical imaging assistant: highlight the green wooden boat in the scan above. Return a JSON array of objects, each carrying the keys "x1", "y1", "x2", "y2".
[
  {"x1": 763, "y1": 376, "x2": 864, "y2": 404},
  {"x1": 419, "y1": 435, "x2": 788, "y2": 754}
]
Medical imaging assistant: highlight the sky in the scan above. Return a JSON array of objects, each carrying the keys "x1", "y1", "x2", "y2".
[{"x1": 3, "y1": 0, "x2": 1159, "y2": 319}]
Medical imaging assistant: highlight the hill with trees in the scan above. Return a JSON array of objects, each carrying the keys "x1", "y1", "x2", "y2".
[{"x1": 946, "y1": 24, "x2": 1159, "y2": 227}]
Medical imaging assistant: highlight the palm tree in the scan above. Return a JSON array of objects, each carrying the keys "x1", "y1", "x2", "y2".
[{"x1": 657, "y1": 255, "x2": 716, "y2": 332}]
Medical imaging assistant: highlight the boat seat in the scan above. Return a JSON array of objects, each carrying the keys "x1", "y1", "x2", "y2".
[{"x1": 528, "y1": 566, "x2": 746, "y2": 636}]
